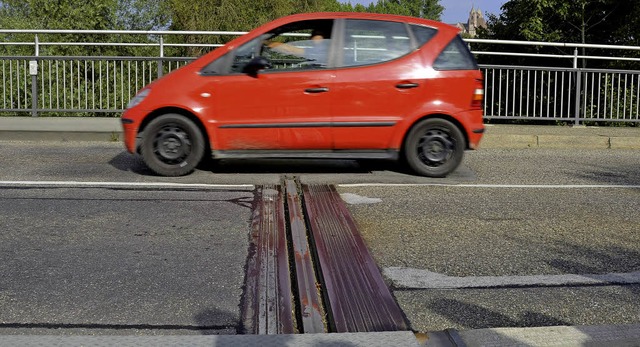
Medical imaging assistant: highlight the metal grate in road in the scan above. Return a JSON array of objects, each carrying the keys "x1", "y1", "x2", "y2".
[
  {"x1": 303, "y1": 183, "x2": 409, "y2": 333},
  {"x1": 242, "y1": 178, "x2": 408, "y2": 335},
  {"x1": 241, "y1": 185, "x2": 295, "y2": 334},
  {"x1": 284, "y1": 179, "x2": 326, "y2": 333}
]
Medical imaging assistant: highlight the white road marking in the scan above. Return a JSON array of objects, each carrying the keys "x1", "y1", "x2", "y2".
[
  {"x1": 340, "y1": 183, "x2": 640, "y2": 189},
  {"x1": 340, "y1": 193, "x2": 383, "y2": 205},
  {"x1": 0, "y1": 180, "x2": 255, "y2": 190},
  {"x1": 383, "y1": 267, "x2": 640, "y2": 289}
]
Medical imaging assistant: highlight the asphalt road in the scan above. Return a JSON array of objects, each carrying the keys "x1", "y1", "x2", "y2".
[
  {"x1": 0, "y1": 141, "x2": 638, "y2": 335},
  {"x1": 335, "y1": 149, "x2": 640, "y2": 332},
  {"x1": 0, "y1": 186, "x2": 252, "y2": 335},
  {"x1": 338, "y1": 184, "x2": 640, "y2": 331}
]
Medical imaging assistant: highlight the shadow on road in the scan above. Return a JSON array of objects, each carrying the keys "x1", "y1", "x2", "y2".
[
  {"x1": 428, "y1": 298, "x2": 571, "y2": 330},
  {"x1": 573, "y1": 163, "x2": 640, "y2": 186},
  {"x1": 199, "y1": 158, "x2": 409, "y2": 175},
  {"x1": 108, "y1": 151, "x2": 417, "y2": 176},
  {"x1": 193, "y1": 308, "x2": 242, "y2": 335},
  {"x1": 108, "y1": 151, "x2": 155, "y2": 175}
]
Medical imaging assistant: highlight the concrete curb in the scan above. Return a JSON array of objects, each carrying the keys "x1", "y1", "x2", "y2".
[
  {"x1": 482, "y1": 124, "x2": 640, "y2": 149},
  {"x1": 0, "y1": 331, "x2": 421, "y2": 347},
  {"x1": 452, "y1": 324, "x2": 640, "y2": 347},
  {"x1": 481, "y1": 134, "x2": 640, "y2": 149},
  {"x1": 0, "y1": 117, "x2": 123, "y2": 142},
  {"x1": 611, "y1": 136, "x2": 640, "y2": 149},
  {"x1": 0, "y1": 118, "x2": 639, "y2": 149}
]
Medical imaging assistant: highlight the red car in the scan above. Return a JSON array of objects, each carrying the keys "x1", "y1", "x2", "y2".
[{"x1": 121, "y1": 12, "x2": 484, "y2": 177}]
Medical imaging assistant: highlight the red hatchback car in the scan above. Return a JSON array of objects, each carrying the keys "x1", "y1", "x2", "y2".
[{"x1": 121, "y1": 12, "x2": 484, "y2": 177}]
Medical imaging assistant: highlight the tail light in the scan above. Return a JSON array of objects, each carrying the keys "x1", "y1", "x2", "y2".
[{"x1": 471, "y1": 85, "x2": 484, "y2": 109}]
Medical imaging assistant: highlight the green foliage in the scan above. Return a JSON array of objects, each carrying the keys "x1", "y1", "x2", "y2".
[
  {"x1": 167, "y1": 0, "x2": 349, "y2": 33},
  {"x1": 165, "y1": 0, "x2": 444, "y2": 56},
  {"x1": 0, "y1": 0, "x2": 173, "y2": 116},
  {"x1": 340, "y1": 0, "x2": 443, "y2": 20},
  {"x1": 0, "y1": 0, "x2": 171, "y2": 56},
  {"x1": 477, "y1": 0, "x2": 640, "y2": 68},
  {"x1": 0, "y1": 0, "x2": 116, "y2": 30},
  {"x1": 1, "y1": 0, "x2": 445, "y2": 57},
  {"x1": 165, "y1": 0, "x2": 351, "y2": 56}
]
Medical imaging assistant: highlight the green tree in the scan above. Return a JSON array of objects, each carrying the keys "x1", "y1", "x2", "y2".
[
  {"x1": 0, "y1": 0, "x2": 171, "y2": 117},
  {"x1": 343, "y1": 0, "x2": 443, "y2": 20},
  {"x1": 116, "y1": 0, "x2": 171, "y2": 31},
  {"x1": 166, "y1": 0, "x2": 349, "y2": 56},
  {"x1": 168, "y1": 0, "x2": 347, "y2": 33},
  {"x1": 478, "y1": 0, "x2": 639, "y2": 67},
  {"x1": 0, "y1": 0, "x2": 170, "y2": 56}
]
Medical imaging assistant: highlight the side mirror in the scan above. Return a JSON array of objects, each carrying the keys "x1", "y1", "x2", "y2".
[{"x1": 242, "y1": 57, "x2": 271, "y2": 77}]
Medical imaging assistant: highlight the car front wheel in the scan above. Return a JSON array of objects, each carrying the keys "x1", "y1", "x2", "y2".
[
  {"x1": 404, "y1": 118, "x2": 465, "y2": 178},
  {"x1": 140, "y1": 114, "x2": 205, "y2": 177}
]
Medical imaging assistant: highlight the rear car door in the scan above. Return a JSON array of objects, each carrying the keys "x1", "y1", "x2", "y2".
[{"x1": 331, "y1": 19, "x2": 437, "y2": 150}]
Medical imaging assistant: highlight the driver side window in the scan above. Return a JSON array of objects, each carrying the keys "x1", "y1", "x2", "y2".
[
  {"x1": 229, "y1": 35, "x2": 266, "y2": 74},
  {"x1": 229, "y1": 19, "x2": 334, "y2": 74}
]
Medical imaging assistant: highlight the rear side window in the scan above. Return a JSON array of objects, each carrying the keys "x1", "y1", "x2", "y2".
[
  {"x1": 410, "y1": 25, "x2": 437, "y2": 47},
  {"x1": 342, "y1": 19, "x2": 412, "y2": 67},
  {"x1": 433, "y1": 36, "x2": 478, "y2": 71}
]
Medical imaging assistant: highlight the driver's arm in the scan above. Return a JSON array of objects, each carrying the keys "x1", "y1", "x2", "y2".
[{"x1": 267, "y1": 41, "x2": 304, "y2": 56}]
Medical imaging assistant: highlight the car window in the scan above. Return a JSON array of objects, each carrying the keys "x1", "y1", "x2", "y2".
[
  {"x1": 201, "y1": 52, "x2": 230, "y2": 76},
  {"x1": 410, "y1": 24, "x2": 437, "y2": 47},
  {"x1": 228, "y1": 19, "x2": 334, "y2": 74},
  {"x1": 342, "y1": 19, "x2": 412, "y2": 67},
  {"x1": 433, "y1": 36, "x2": 478, "y2": 71},
  {"x1": 228, "y1": 35, "x2": 267, "y2": 74}
]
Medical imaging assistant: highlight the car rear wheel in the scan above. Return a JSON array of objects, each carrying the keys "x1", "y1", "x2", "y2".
[
  {"x1": 404, "y1": 118, "x2": 465, "y2": 178},
  {"x1": 140, "y1": 114, "x2": 205, "y2": 176}
]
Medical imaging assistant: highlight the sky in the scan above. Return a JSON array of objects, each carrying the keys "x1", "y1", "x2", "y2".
[{"x1": 346, "y1": 0, "x2": 506, "y2": 24}]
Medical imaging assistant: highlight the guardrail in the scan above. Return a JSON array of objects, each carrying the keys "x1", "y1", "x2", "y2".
[
  {"x1": 1, "y1": 29, "x2": 639, "y2": 124},
  {"x1": 1, "y1": 56, "x2": 190, "y2": 116},
  {"x1": 482, "y1": 66, "x2": 640, "y2": 124}
]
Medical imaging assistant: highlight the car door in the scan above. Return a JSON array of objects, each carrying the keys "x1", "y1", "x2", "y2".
[
  {"x1": 203, "y1": 20, "x2": 335, "y2": 151},
  {"x1": 331, "y1": 19, "x2": 434, "y2": 150}
]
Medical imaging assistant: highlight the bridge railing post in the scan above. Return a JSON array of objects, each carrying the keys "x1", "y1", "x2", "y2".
[
  {"x1": 158, "y1": 36, "x2": 164, "y2": 79},
  {"x1": 30, "y1": 34, "x2": 39, "y2": 117},
  {"x1": 573, "y1": 48, "x2": 582, "y2": 126}
]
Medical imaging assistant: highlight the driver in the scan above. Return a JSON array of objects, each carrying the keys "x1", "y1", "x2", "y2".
[{"x1": 267, "y1": 29, "x2": 329, "y2": 65}]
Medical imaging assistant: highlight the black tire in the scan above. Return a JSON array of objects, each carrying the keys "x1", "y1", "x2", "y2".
[
  {"x1": 403, "y1": 118, "x2": 465, "y2": 178},
  {"x1": 140, "y1": 114, "x2": 205, "y2": 177}
]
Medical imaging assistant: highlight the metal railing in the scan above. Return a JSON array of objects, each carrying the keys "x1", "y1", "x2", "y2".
[
  {"x1": 1, "y1": 29, "x2": 640, "y2": 124},
  {"x1": 1, "y1": 56, "x2": 191, "y2": 116},
  {"x1": 481, "y1": 66, "x2": 640, "y2": 124},
  {"x1": 469, "y1": 38, "x2": 640, "y2": 124}
]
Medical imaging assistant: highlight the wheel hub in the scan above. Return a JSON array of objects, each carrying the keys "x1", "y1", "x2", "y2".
[
  {"x1": 419, "y1": 130, "x2": 453, "y2": 165},
  {"x1": 154, "y1": 125, "x2": 191, "y2": 163}
]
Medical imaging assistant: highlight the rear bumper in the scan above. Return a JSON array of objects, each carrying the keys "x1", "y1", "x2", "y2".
[
  {"x1": 457, "y1": 109, "x2": 484, "y2": 150},
  {"x1": 468, "y1": 127, "x2": 485, "y2": 150}
]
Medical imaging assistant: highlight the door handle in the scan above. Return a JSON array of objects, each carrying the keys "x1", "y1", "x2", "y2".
[
  {"x1": 396, "y1": 83, "x2": 419, "y2": 89},
  {"x1": 305, "y1": 87, "x2": 329, "y2": 93}
]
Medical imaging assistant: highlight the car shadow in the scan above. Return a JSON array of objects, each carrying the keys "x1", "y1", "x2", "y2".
[
  {"x1": 109, "y1": 151, "x2": 416, "y2": 176},
  {"x1": 199, "y1": 157, "x2": 411, "y2": 175},
  {"x1": 108, "y1": 151, "x2": 156, "y2": 175},
  {"x1": 108, "y1": 151, "x2": 477, "y2": 184}
]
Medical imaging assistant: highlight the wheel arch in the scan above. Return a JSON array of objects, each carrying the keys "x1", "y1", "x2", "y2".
[
  {"x1": 401, "y1": 113, "x2": 470, "y2": 152},
  {"x1": 138, "y1": 107, "x2": 211, "y2": 153}
]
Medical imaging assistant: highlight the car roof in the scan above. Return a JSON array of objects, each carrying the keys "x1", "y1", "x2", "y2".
[
  {"x1": 191, "y1": 11, "x2": 461, "y2": 68},
  {"x1": 265, "y1": 12, "x2": 460, "y2": 34}
]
